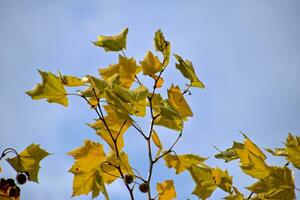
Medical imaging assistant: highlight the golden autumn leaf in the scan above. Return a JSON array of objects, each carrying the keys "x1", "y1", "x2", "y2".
[
  {"x1": 99, "y1": 55, "x2": 139, "y2": 88},
  {"x1": 26, "y1": 70, "x2": 68, "y2": 106},
  {"x1": 173, "y1": 54, "x2": 204, "y2": 88},
  {"x1": 188, "y1": 164, "x2": 217, "y2": 200},
  {"x1": 60, "y1": 75, "x2": 85, "y2": 87},
  {"x1": 154, "y1": 30, "x2": 171, "y2": 67},
  {"x1": 93, "y1": 28, "x2": 128, "y2": 52},
  {"x1": 156, "y1": 180, "x2": 177, "y2": 200},
  {"x1": 285, "y1": 133, "x2": 300, "y2": 169},
  {"x1": 246, "y1": 166, "x2": 295, "y2": 200},
  {"x1": 140, "y1": 51, "x2": 163, "y2": 75},
  {"x1": 163, "y1": 153, "x2": 207, "y2": 174},
  {"x1": 234, "y1": 133, "x2": 271, "y2": 179},
  {"x1": 223, "y1": 187, "x2": 244, "y2": 200},
  {"x1": 68, "y1": 140, "x2": 109, "y2": 199},
  {"x1": 211, "y1": 168, "x2": 232, "y2": 193},
  {"x1": 151, "y1": 130, "x2": 163, "y2": 158},
  {"x1": 167, "y1": 85, "x2": 193, "y2": 119},
  {"x1": 89, "y1": 105, "x2": 132, "y2": 152},
  {"x1": 6, "y1": 144, "x2": 50, "y2": 183}
]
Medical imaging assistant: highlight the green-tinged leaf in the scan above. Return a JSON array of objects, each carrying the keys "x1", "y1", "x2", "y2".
[
  {"x1": 154, "y1": 30, "x2": 171, "y2": 67},
  {"x1": 93, "y1": 28, "x2": 128, "y2": 52},
  {"x1": 61, "y1": 75, "x2": 85, "y2": 87},
  {"x1": 246, "y1": 166, "x2": 295, "y2": 200},
  {"x1": 173, "y1": 54, "x2": 205, "y2": 88},
  {"x1": 265, "y1": 148, "x2": 288, "y2": 157},
  {"x1": 6, "y1": 144, "x2": 50, "y2": 183},
  {"x1": 156, "y1": 180, "x2": 177, "y2": 200},
  {"x1": 140, "y1": 51, "x2": 163, "y2": 75},
  {"x1": 68, "y1": 140, "x2": 109, "y2": 199},
  {"x1": 163, "y1": 153, "x2": 207, "y2": 174},
  {"x1": 99, "y1": 55, "x2": 139, "y2": 88},
  {"x1": 26, "y1": 70, "x2": 68, "y2": 106},
  {"x1": 168, "y1": 85, "x2": 193, "y2": 119},
  {"x1": 212, "y1": 168, "x2": 232, "y2": 193},
  {"x1": 154, "y1": 100, "x2": 183, "y2": 131},
  {"x1": 285, "y1": 133, "x2": 300, "y2": 169},
  {"x1": 214, "y1": 142, "x2": 242, "y2": 162},
  {"x1": 188, "y1": 164, "x2": 217, "y2": 200},
  {"x1": 105, "y1": 84, "x2": 148, "y2": 117},
  {"x1": 234, "y1": 133, "x2": 271, "y2": 179},
  {"x1": 223, "y1": 187, "x2": 244, "y2": 200}
]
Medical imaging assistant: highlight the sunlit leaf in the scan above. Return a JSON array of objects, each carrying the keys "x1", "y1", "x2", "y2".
[
  {"x1": 223, "y1": 187, "x2": 244, "y2": 200},
  {"x1": 6, "y1": 144, "x2": 50, "y2": 183},
  {"x1": 61, "y1": 75, "x2": 85, "y2": 87},
  {"x1": 234, "y1": 133, "x2": 270, "y2": 179},
  {"x1": 93, "y1": 28, "x2": 128, "y2": 52},
  {"x1": 285, "y1": 133, "x2": 300, "y2": 169},
  {"x1": 149, "y1": 74, "x2": 164, "y2": 88},
  {"x1": 156, "y1": 180, "x2": 177, "y2": 200},
  {"x1": 154, "y1": 100, "x2": 183, "y2": 131},
  {"x1": 26, "y1": 70, "x2": 68, "y2": 106},
  {"x1": 188, "y1": 164, "x2": 217, "y2": 200},
  {"x1": 163, "y1": 153, "x2": 207, "y2": 174},
  {"x1": 89, "y1": 105, "x2": 132, "y2": 152},
  {"x1": 173, "y1": 54, "x2": 204, "y2": 88},
  {"x1": 151, "y1": 130, "x2": 163, "y2": 158},
  {"x1": 140, "y1": 51, "x2": 163, "y2": 75},
  {"x1": 99, "y1": 55, "x2": 139, "y2": 88},
  {"x1": 214, "y1": 142, "x2": 242, "y2": 162},
  {"x1": 212, "y1": 168, "x2": 232, "y2": 193},
  {"x1": 168, "y1": 85, "x2": 193, "y2": 119},
  {"x1": 154, "y1": 30, "x2": 171, "y2": 67},
  {"x1": 265, "y1": 148, "x2": 287, "y2": 157},
  {"x1": 68, "y1": 140, "x2": 109, "y2": 199},
  {"x1": 246, "y1": 166, "x2": 295, "y2": 200}
]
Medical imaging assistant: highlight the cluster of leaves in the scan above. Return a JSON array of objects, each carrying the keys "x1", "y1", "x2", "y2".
[{"x1": 20, "y1": 28, "x2": 299, "y2": 200}]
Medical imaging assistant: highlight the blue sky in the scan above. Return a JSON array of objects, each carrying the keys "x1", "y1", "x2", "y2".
[{"x1": 0, "y1": 0, "x2": 299, "y2": 199}]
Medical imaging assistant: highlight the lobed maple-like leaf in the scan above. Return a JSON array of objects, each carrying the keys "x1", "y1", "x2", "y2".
[
  {"x1": 26, "y1": 70, "x2": 68, "y2": 106},
  {"x1": 6, "y1": 144, "x2": 50, "y2": 183},
  {"x1": 246, "y1": 166, "x2": 295, "y2": 200},
  {"x1": 285, "y1": 133, "x2": 300, "y2": 169},
  {"x1": 68, "y1": 140, "x2": 109, "y2": 199},
  {"x1": 60, "y1": 75, "x2": 85, "y2": 87},
  {"x1": 223, "y1": 187, "x2": 244, "y2": 200},
  {"x1": 154, "y1": 29, "x2": 171, "y2": 67},
  {"x1": 156, "y1": 180, "x2": 177, "y2": 200},
  {"x1": 93, "y1": 28, "x2": 128, "y2": 52}
]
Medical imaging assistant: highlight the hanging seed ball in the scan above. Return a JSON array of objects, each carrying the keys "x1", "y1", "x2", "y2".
[
  {"x1": 16, "y1": 173, "x2": 27, "y2": 185},
  {"x1": 6, "y1": 179, "x2": 15, "y2": 187},
  {"x1": 124, "y1": 174, "x2": 134, "y2": 184},
  {"x1": 139, "y1": 183, "x2": 149, "y2": 193},
  {"x1": 8, "y1": 186, "x2": 19, "y2": 198}
]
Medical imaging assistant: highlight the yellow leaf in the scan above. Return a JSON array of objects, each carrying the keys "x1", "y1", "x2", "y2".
[
  {"x1": 154, "y1": 100, "x2": 183, "y2": 131},
  {"x1": 0, "y1": 167, "x2": 2, "y2": 173},
  {"x1": 173, "y1": 54, "x2": 205, "y2": 89},
  {"x1": 61, "y1": 75, "x2": 85, "y2": 87},
  {"x1": 214, "y1": 142, "x2": 242, "y2": 162},
  {"x1": 156, "y1": 180, "x2": 177, "y2": 200},
  {"x1": 285, "y1": 133, "x2": 300, "y2": 169},
  {"x1": 6, "y1": 144, "x2": 50, "y2": 183},
  {"x1": 211, "y1": 168, "x2": 232, "y2": 193},
  {"x1": 152, "y1": 130, "x2": 163, "y2": 150},
  {"x1": 140, "y1": 51, "x2": 163, "y2": 75},
  {"x1": 93, "y1": 28, "x2": 128, "y2": 52},
  {"x1": 99, "y1": 55, "x2": 139, "y2": 88},
  {"x1": 151, "y1": 130, "x2": 163, "y2": 158},
  {"x1": 246, "y1": 166, "x2": 295, "y2": 200},
  {"x1": 89, "y1": 105, "x2": 132, "y2": 152},
  {"x1": 154, "y1": 30, "x2": 171, "y2": 67},
  {"x1": 223, "y1": 187, "x2": 244, "y2": 200},
  {"x1": 149, "y1": 74, "x2": 164, "y2": 88},
  {"x1": 168, "y1": 85, "x2": 193, "y2": 119},
  {"x1": 68, "y1": 140, "x2": 109, "y2": 199},
  {"x1": 188, "y1": 164, "x2": 217, "y2": 200},
  {"x1": 26, "y1": 70, "x2": 68, "y2": 106},
  {"x1": 163, "y1": 153, "x2": 207, "y2": 174},
  {"x1": 234, "y1": 134, "x2": 270, "y2": 179}
]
